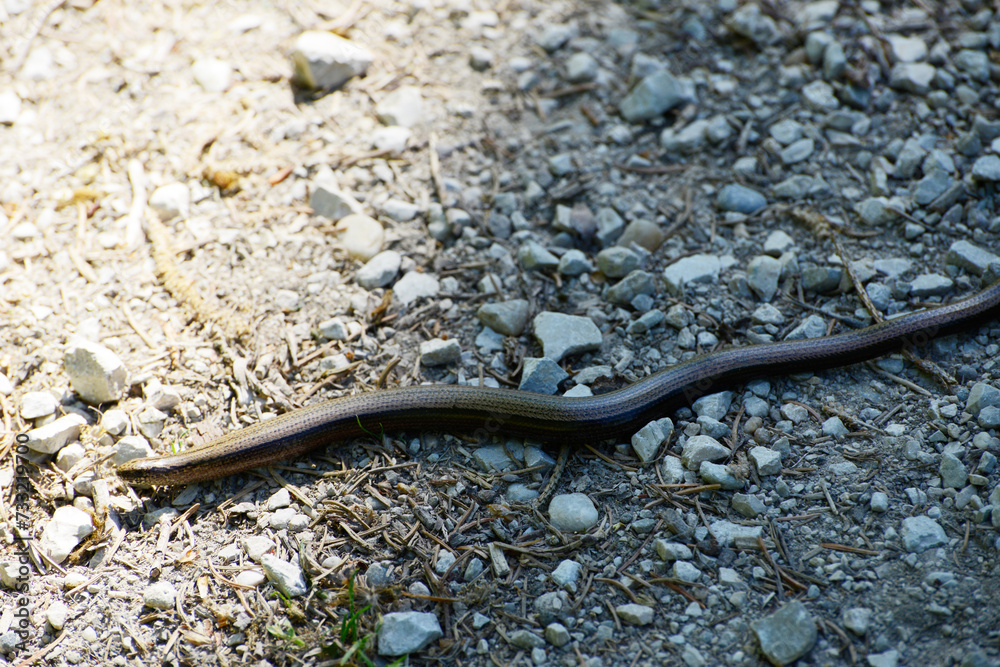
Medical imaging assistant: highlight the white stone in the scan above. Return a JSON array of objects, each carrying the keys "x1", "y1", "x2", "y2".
[
  {"x1": 38, "y1": 506, "x2": 94, "y2": 564},
  {"x1": 291, "y1": 31, "x2": 373, "y2": 90}
]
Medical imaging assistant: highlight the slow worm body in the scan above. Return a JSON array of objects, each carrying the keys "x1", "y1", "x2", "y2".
[{"x1": 117, "y1": 278, "x2": 1000, "y2": 487}]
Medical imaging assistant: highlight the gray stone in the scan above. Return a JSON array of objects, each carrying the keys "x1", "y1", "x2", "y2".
[
  {"x1": 681, "y1": 435, "x2": 728, "y2": 469},
  {"x1": 726, "y1": 3, "x2": 780, "y2": 45},
  {"x1": 912, "y1": 171, "x2": 953, "y2": 205},
  {"x1": 565, "y1": 52, "x2": 598, "y2": 83},
  {"x1": 660, "y1": 119, "x2": 710, "y2": 153},
  {"x1": 557, "y1": 249, "x2": 592, "y2": 276},
  {"x1": 940, "y1": 452, "x2": 968, "y2": 489},
  {"x1": 375, "y1": 86, "x2": 423, "y2": 127},
  {"x1": 699, "y1": 461, "x2": 743, "y2": 490},
  {"x1": 393, "y1": 272, "x2": 439, "y2": 305},
  {"x1": 717, "y1": 184, "x2": 767, "y2": 214},
  {"x1": 710, "y1": 520, "x2": 763, "y2": 547},
  {"x1": 378, "y1": 611, "x2": 443, "y2": 656},
  {"x1": 842, "y1": 607, "x2": 873, "y2": 636},
  {"x1": 548, "y1": 493, "x2": 599, "y2": 532},
  {"x1": 663, "y1": 254, "x2": 723, "y2": 294},
  {"x1": 616, "y1": 603, "x2": 654, "y2": 625},
  {"x1": 532, "y1": 312, "x2": 602, "y2": 362},
  {"x1": 749, "y1": 446, "x2": 782, "y2": 476},
  {"x1": 24, "y1": 414, "x2": 87, "y2": 455},
  {"x1": 64, "y1": 338, "x2": 128, "y2": 404},
  {"x1": 900, "y1": 516, "x2": 947, "y2": 552},
  {"x1": 802, "y1": 79, "x2": 839, "y2": 110},
  {"x1": 419, "y1": 339, "x2": 461, "y2": 366},
  {"x1": 732, "y1": 493, "x2": 766, "y2": 518},
  {"x1": 545, "y1": 622, "x2": 571, "y2": 647},
  {"x1": 955, "y1": 49, "x2": 990, "y2": 81},
  {"x1": 595, "y1": 207, "x2": 625, "y2": 246},
  {"x1": 692, "y1": 391, "x2": 733, "y2": 420},
  {"x1": 478, "y1": 300, "x2": 530, "y2": 336},
  {"x1": 606, "y1": 270, "x2": 654, "y2": 305},
  {"x1": 597, "y1": 246, "x2": 641, "y2": 278},
  {"x1": 627, "y1": 309, "x2": 665, "y2": 335},
  {"x1": 518, "y1": 357, "x2": 569, "y2": 394},
  {"x1": 21, "y1": 391, "x2": 57, "y2": 419},
  {"x1": 518, "y1": 241, "x2": 560, "y2": 271},
  {"x1": 780, "y1": 138, "x2": 815, "y2": 164},
  {"x1": 971, "y1": 155, "x2": 1000, "y2": 181},
  {"x1": 747, "y1": 255, "x2": 782, "y2": 301},
  {"x1": 631, "y1": 418, "x2": 673, "y2": 462},
  {"x1": 867, "y1": 650, "x2": 900, "y2": 667},
  {"x1": 672, "y1": 560, "x2": 701, "y2": 583},
  {"x1": 619, "y1": 70, "x2": 690, "y2": 122},
  {"x1": 551, "y1": 560, "x2": 582, "y2": 590},
  {"x1": 143, "y1": 581, "x2": 178, "y2": 610},
  {"x1": 889, "y1": 62, "x2": 936, "y2": 94},
  {"x1": 785, "y1": 314, "x2": 828, "y2": 340},
  {"x1": 291, "y1": 31, "x2": 373, "y2": 90},
  {"x1": 946, "y1": 241, "x2": 1000, "y2": 275},
  {"x1": 888, "y1": 34, "x2": 927, "y2": 63},
  {"x1": 870, "y1": 492, "x2": 889, "y2": 513},
  {"x1": 356, "y1": 250, "x2": 401, "y2": 289},
  {"x1": 908, "y1": 274, "x2": 953, "y2": 298},
  {"x1": 750, "y1": 601, "x2": 817, "y2": 666},
  {"x1": 655, "y1": 539, "x2": 693, "y2": 561}
]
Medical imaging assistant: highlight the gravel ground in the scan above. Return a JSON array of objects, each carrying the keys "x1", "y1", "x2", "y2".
[{"x1": 3, "y1": 1, "x2": 1000, "y2": 666}]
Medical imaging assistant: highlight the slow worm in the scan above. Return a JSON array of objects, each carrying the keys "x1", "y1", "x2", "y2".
[{"x1": 117, "y1": 278, "x2": 1000, "y2": 487}]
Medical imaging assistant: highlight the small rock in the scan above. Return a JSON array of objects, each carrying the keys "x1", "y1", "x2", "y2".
[
  {"x1": 477, "y1": 300, "x2": 530, "y2": 336},
  {"x1": 143, "y1": 581, "x2": 178, "y2": 610},
  {"x1": 940, "y1": 452, "x2": 968, "y2": 489},
  {"x1": 518, "y1": 358, "x2": 569, "y2": 394},
  {"x1": 565, "y1": 52, "x2": 598, "y2": 82},
  {"x1": 21, "y1": 391, "x2": 57, "y2": 420},
  {"x1": 732, "y1": 493, "x2": 766, "y2": 518},
  {"x1": 681, "y1": 435, "x2": 728, "y2": 469},
  {"x1": 310, "y1": 180, "x2": 363, "y2": 221},
  {"x1": 518, "y1": 241, "x2": 560, "y2": 271},
  {"x1": 655, "y1": 539, "x2": 693, "y2": 561},
  {"x1": 971, "y1": 155, "x2": 1000, "y2": 181},
  {"x1": 291, "y1": 31, "x2": 373, "y2": 90},
  {"x1": 606, "y1": 270, "x2": 654, "y2": 305},
  {"x1": 420, "y1": 339, "x2": 461, "y2": 366},
  {"x1": 64, "y1": 338, "x2": 129, "y2": 404},
  {"x1": 619, "y1": 70, "x2": 689, "y2": 122},
  {"x1": 334, "y1": 214, "x2": 384, "y2": 261},
  {"x1": 377, "y1": 611, "x2": 443, "y2": 656},
  {"x1": 532, "y1": 312, "x2": 602, "y2": 362},
  {"x1": 393, "y1": 272, "x2": 439, "y2": 305},
  {"x1": 24, "y1": 414, "x2": 87, "y2": 455},
  {"x1": 45, "y1": 601, "x2": 70, "y2": 630},
  {"x1": 699, "y1": 461, "x2": 743, "y2": 490},
  {"x1": 616, "y1": 219, "x2": 665, "y2": 252},
  {"x1": 631, "y1": 418, "x2": 673, "y2": 462},
  {"x1": 663, "y1": 254, "x2": 723, "y2": 294},
  {"x1": 38, "y1": 506, "x2": 95, "y2": 564},
  {"x1": 616, "y1": 603, "x2": 654, "y2": 626},
  {"x1": 356, "y1": 250, "x2": 402, "y2": 289},
  {"x1": 889, "y1": 62, "x2": 936, "y2": 94},
  {"x1": 596, "y1": 246, "x2": 641, "y2": 278},
  {"x1": 842, "y1": 607, "x2": 872, "y2": 636},
  {"x1": 192, "y1": 57, "x2": 232, "y2": 92},
  {"x1": 149, "y1": 183, "x2": 191, "y2": 221},
  {"x1": 672, "y1": 560, "x2": 701, "y2": 583},
  {"x1": 717, "y1": 184, "x2": 767, "y2": 214},
  {"x1": 751, "y1": 601, "x2": 817, "y2": 666},
  {"x1": 900, "y1": 516, "x2": 947, "y2": 553},
  {"x1": 376, "y1": 86, "x2": 424, "y2": 128},
  {"x1": 548, "y1": 493, "x2": 599, "y2": 532},
  {"x1": 747, "y1": 255, "x2": 782, "y2": 301},
  {"x1": 261, "y1": 554, "x2": 308, "y2": 597}
]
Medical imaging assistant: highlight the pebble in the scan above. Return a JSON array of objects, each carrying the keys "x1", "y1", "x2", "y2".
[
  {"x1": 708, "y1": 520, "x2": 763, "y2": 547},
  {"x1": 149, "y1": 183, "x2": 190, "y2": 220},
  {"x1": 477, "y1": 299, "x2": 529, "y2": 336},
  {"x1": 143, "y1": 581, "x2": 178, "y2": 610},
  {"x1": 291, "y1": 31, "x2": 373, "y2": 90},
  {"x1": 518, "y1": 241, "x2": 560, "y2": 271},
  {"x1": 21, "y1": 391, "x2": 57, "y2": 419},
  {"x1": 716, "y1": 184, "x2": 767, "y2": 214},
  {"x1": 557, "y1": 249, "x2": 592, "y2": 276},
  {"x1": 64, "y1": 338, "x2": 129, "y2": 404},
  {"x1": 780, "y1": 138, "x2": 814, "y2": 164},
  {"x1": 939, "y1": 452, "x2": 968, "y2": 489},
  {"x1": 971, "y1": 155, "x2": 1000, "y2": 181},
  {"x1": 692, "y1": 392, "x2": 733, "y2": 420},
  {"x1": 867, "y1": 650, "x2": 900, "y2": 667},
  {"x1": 113, "y1": 435, "x2": 153, "y2": 466},
  {"x1": 681, "y1": 435, "x2": 728, "y2": 469},
  {"x1": 371, "y1": 125, "x2": 411, "y2": 153},
  {"x1": 699, "y1": 461, "x2": 742, "y2": 490},
  {"x1": 672, "y1": 560, "x2": 701, "y2": 584},
  {"x1": 801, "y1": 79, "x2": 839, "y2": 110},
  {"x1": 45, "y1": 601, "x2": 70, "y2": 631},
  {"x1": 532, "y1": 312, "x2": 602, "y2": 362},
  {"x1": 888, "y1": 34, "x2": 927, "y2": 62},
  {"x1": 261, "y1": 554, "x2": 307, "y2": 597},
  {"x1": 334, "y1": 214, "x2": 384, "y2": 261},
  {"x1": 518, "y1": 358, "x2": 568, "y2": 394},
  {"x1": 619, "y1": 70, "x2": 689, "y2": 122},
  {"x1": 419, "y1": 339, "x2": 460, "y2": 367},
  {"x1": 377, "y1": 611, "x2": 443, "y2": 657},
  {"x1": 565, "y1": 52, "x2": 598, "y2": 82},
  {"x1": 732, "y1": 493, "x2": 766, "y2": 518},
  {"x1": 393, "y1": 271, "x2": 439, "y2": 305},
  {"x1": 24, "y1": 414, "x2": 87, "y2": 455},
  {"x1": 908, "y1": 274, "x2": 953, "y2": 298},
  {"x1": 595, "y1": 207, "x2": 625, "y2": 246},
  {"x1": 0, "y1": 90, "x2": 21, "y2": 124},
  {"x1": 192, "y1": 57, "x2": 232, "y2": 92},
  {"x1": 548, "y1": 493, "x2": 599, "y2": 532},
  {"x1": 655, "y1": 539, "x2": 693, "y2": 561},
  {"x1": 616, "y1": 219, "x2": 665, "y2": 252},
  {"x1": 545, "y1": 622, "x2": 571, "y2": 647},
  {"x1": 375, "y1": 86, "x2": 424, "y2": 127},
  {"x1": 596, "y1": 246, "x2": 641, "y2": 278},
  {"x1": 615, "y1": 603, "x2": 654, "y2": 626},
  {"x1": 310, "y1": 180, "x2": 363, "y2": 221},
  {"x1": 747, "y1": 255, "x2": 781, "y2": 301},
  {"x1": 551, "y1": 560, "x2": 582, "y2": 591},
  {"x1": 38, "y1": 506, "x2": 94, "y2": 564},
  {"x1": 749, "y1": 446, "x2": 782, "y2": 476},
  {"x1": 842, "y1": 607, "x2": 872, "y2": 636},
  {"x1": 631, "y1": 418, "x2": 673, "y2": 462},
  {"x1": 752, "y1": 602, "x2": 818, "y2": 665},
  {"x1": 889, "y1": 62, "x2": 936, "y2": 94},
  {"x1": 900, "y1": 516, "x2": 947, "y2": 553},
  {"x1": 382, "y1": 198, "x2": 420, "y2": 222},
  {"x1": 606, "y1": 270, "x2": 654, "y2": 305},
  {"x1": 356, "y1": 250, "x2": 401, "y2": 289},
  {"x1": 726, "y1": 3, "x2": 780, "y2": 46},
  {"x1": 662, "y1": 254, "x2": 723, "y2": 294}
]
